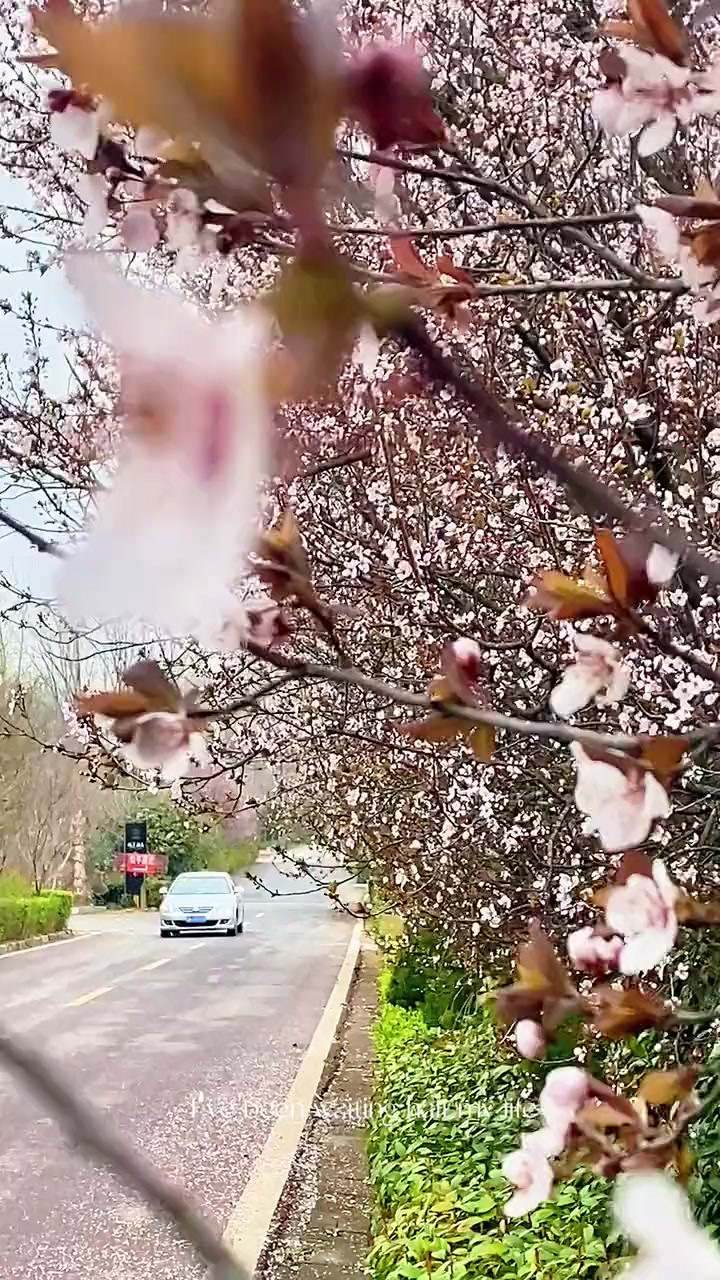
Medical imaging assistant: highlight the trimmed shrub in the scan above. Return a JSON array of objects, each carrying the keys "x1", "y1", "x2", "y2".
[
  {"x1": 367, "y1": 980, "x2": 625, "y2": 1280},
  {"x1": 0, "y1": 890, "x2": 72, "y2": 942}
]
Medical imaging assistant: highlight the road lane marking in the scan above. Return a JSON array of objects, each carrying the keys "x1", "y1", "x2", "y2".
[
  {"x1": 136, "y1": 957, "x2": 173, "y2": 973},
  {"x1": 0, "y1": 932, "x2": 99, "y2": 963},
  {"x1": 223, "y1": 920, "x2": 363, "y2": 1272},
  {"x1": 188, "y1": 942, "x2": 206, "y2": 951},
  {"x1": 65, "y1": 985, "x2": 113, "y2": 1007}
]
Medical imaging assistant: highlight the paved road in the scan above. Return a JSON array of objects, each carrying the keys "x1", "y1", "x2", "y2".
[{"x1": 0, "y1": 863, "x2": 354, "y2": 1280}]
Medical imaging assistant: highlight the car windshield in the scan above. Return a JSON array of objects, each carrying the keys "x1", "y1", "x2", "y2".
[{"x1": 170, "y1": 876, "x2": 230, "y2": 896}]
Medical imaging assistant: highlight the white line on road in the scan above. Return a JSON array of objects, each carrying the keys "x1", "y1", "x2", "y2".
[
  {"x1": 0, "y1": 932, "x2": 99, "y2": 963},
  {"x1": 65, "y1": 985, "x2": 113, "y2": 1008},
  {"x1": 136, "y1": 958, "x2": 173, "y2": 973},
  {"x1": 188, "y1": 942, "x2": 206, "y2": 951},
  {"x1": 223, "y1": 921, "x2": 363, "y2": 1274}
]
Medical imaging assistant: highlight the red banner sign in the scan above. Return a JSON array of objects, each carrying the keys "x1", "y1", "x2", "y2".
[{"x1": 113, "y1": 852, "x2": 168, "y2": 876}]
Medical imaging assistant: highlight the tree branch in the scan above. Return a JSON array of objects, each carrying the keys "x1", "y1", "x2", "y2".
[
  {"x1": 189, "y1": 643, "x2": 720, "y2": 755},
  {"x1": 0, "y1": 1023, "x2": 247, "y2": 1280},
  {"x1": 394, "y1": 316, "x2": 720, "y2": 590},
  {"x1": 329, "y1": 211, "x2": 640, "y2": 240},
  {"x1": 0, "y1": 506, "x2": 61, "y2": 556}
]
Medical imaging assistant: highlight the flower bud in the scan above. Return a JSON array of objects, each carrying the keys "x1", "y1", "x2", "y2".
[
  {"x1": 451, "y1": 636, "x2": 482, "y2": 684},
  {"x1": 514, "y1": 1019, "x2": 546, "y2": 1060},
  {"x1": 567, "y1": 926, "x2": 623, "y2": 976}
]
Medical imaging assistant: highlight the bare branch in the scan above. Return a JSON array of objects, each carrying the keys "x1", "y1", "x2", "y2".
[{"x1": 0, "y1": 1023, "x2": 248, "y2": 1280}]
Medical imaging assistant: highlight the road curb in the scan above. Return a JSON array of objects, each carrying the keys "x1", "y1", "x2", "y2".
[
  {"x1": 0, "y1": 930, "x2": 72, "y2": 958},
  {"x1": 223, "y1": 920, "x2": 364, "y2": 1275}
]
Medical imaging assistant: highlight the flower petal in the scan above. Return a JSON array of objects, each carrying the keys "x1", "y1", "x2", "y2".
[{"x1": 637, "y1": 113, "x2": 677, "y2": 157}]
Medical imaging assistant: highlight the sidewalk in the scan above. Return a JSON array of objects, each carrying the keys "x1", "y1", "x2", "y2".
[{"x1": 258, "y1": 941, "x2": 379, "y2": 1280}]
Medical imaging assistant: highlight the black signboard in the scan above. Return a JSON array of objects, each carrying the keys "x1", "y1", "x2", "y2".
[{"x1": 125, "y1": 820, "x2": 148, "y2": 854}]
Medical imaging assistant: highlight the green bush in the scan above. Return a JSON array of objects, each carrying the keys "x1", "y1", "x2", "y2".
[
  {"x1": 0, "y1": 889, "x2": 72, "y2": 942},
  {"x1": 0, "y1": 871, "x2": 33, "y2": 898},
  {"x1": 382, "y1": 931, "x2": 483, "y2": 1028},
  {"x1": 368, "y1": 986, "x2": 626, "y2": 1280}
]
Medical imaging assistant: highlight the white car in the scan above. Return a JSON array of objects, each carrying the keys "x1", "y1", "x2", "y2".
[{"x1": 159, "y1": 872, "x2": 245, "y2": 937}]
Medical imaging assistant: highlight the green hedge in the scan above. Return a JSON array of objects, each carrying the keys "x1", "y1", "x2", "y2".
[
  {"x1": 367, "y1": 989, "x2": 626, "y2": 1280},
  {"x1": 0, "y1": 890, "x2": 73, "y2": 942}
]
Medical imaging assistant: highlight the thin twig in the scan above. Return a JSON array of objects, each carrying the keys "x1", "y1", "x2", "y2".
[
  {"x1": 0, "y1": 1023, "x2": 247, "y2": 1280},
  {"x1": 328, "y1": 211, "x2": 641, "y2": 239},
  {"x1": 0, "y1": 506, "x2": 61, "y2": 556}
]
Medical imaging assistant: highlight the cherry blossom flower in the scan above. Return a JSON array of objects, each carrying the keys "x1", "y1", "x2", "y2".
[
  {"x1": 121, "y1": 711, "x2": 206, "y2": 781},
  {"x1": 638, "y1": 205, "x2": 718, "y2": 291},
  {"x1": 539, "y1": 1066, "x2": 590, "y2": 1142},
  {"x1": 571, "y1": 744, "x2": 671, "y2": 852},
  {"x1": 120, "y1": 206, "x2": 160, "y2": 252},
  {"x1": 57, "y1": 254, "x2": 271, "y2": 634},
  {"x1": 646, "y1": 543, "x2": 679, "y2": 586},
  {"x1": 166, "y1": 188, "x2": 201, "y2": 252},
  {"x1": 201, "y1": 596, "x2": 289, "y2": 652},
  {"x1": 450, "y1": 637, "x2": 482, "y2": 684},
  {"x1": 614, "y1": 1172, "x2": 720, "y2": 1280},
  {"x1": 605, "y1": 859, "x2": 679, "y2": 974},
  {"x1": 592, "y1": 47, "x2": 720, "y2": 156},
  {"x1": 502, "y1": 1140, "x2": 554, "y2": 1217},
  {"x1": 76, "y1": 173, "x2": 109, "y2": 238},
  {"x1": 514, "y1": 1019, "x2": 546, "y2": 1060},
  {"x1": 47, "y1": 88, "x2": 100, "y2": 160},
  {"x1": 550, "y1": 630, "x2": 630, "y2": 718},
  {"x1": 567, "y1": 926, "x2": 623, "y2": 976}
]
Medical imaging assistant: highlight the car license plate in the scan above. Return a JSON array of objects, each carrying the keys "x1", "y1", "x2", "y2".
[{"x1": 187, "y1": 915, "x2": 206, "y2": 924}]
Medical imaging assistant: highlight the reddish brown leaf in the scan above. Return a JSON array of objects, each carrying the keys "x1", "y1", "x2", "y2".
[
  {"x1": 591, "y1": 985, "x2": 671, "y2": 1038},
  {"x1": 524, "y1": 571, "x2": 613, "y2": 621},
  {"x1": 627, "y1": 0, "x2": 688, "y2": 63},
  {"x1": 389, "y1": 236, "x2": 437, "y2": 283},
  {"x1": 436, "y1": 254, "x2": 474, "y2": 286},
  {"x1": 75, "y1": 690, "x2": 150, "y2": 719},
  {"x1": 122, "y1": 660, "x2": 181, "y2": 711},
  {"x1": 616, "y1": 850, "x2": 653, "y2": 884},
  {"x1": 638, "y1": 1067, "x2": 698, "y2": 1106},
  {"x1": 469, "y1": 723, "x2": 495, "y2": 762},
  {"x1": 636, "y1": 734, "x2": 689, "y2": 785},
  {"x1": 595, "y1": 529, "x2": 632, "y2": 606}
]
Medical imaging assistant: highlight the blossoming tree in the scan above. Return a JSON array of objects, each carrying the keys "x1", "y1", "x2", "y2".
[{"x1": 4, "y1": 0, "x2": 720, "y2": 1268}]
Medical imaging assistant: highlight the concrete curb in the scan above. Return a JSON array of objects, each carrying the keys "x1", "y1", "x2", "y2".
[
  {"x1": 0, "y1": 930, "x2": 73, "y2": 958},
  {"x1": 223, "y1": 920, "x2": 364, "y2": 1275}
]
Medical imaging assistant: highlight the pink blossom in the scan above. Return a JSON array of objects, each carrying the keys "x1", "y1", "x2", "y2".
[
  {"x1": 121, "y1": 206, "x2": 160, "y2": 253},
  {"x1": 203, "y1": 596, "x2": 289, "y2": 652},
  {"x1": 567, "y1": 926, "x2": 623, "y2": 976},
  {"x1": 502, "y1": 1140, "x2": 554, "y2": 1217},
  {"x1": 514, "y1": 1019, "x2": 546, "y2": 1060},
  {"x1": 614, "y1": 1173, "x2": 720, "y2": 1280},
  {"x1": 539, "y1": 1066, "x2": 589, "y2": 1141},
  {"x1": 591, "y1": 47, "x2": 716, "y2": 156},
  {"x1": 605, "y1": 859, "x2": 678, "y2": 974},
  {"x1": 166, "y1": 188, "x2": 200, "y2": 252},
  {"x1": 645, "y1": 544, "x2": 679, "y2": 586},
  {"x1": 122, "y1": 711, "x2": 206, "y2": 781},
  {"x1": 76, "y1": 173, "x2": 109, "y2": 238},
  {"x1": 550, "y1": 630, "x2": 629, "y2": 719},
  {"x1": 638, "y1": 205, "x2": 718, "y2": 291},
  {"x1": 48, "y1": 89, "x2": 100, "y2": 160},
  {"x1": 450, "y1": 637, "x2": 482, "y2": 684},
  {"x1": 57, "y1": 254, "x2": 271, "y2": 634},
  {"x1": 571, "y1": 744, "x2": 671, "y2": 852}
]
